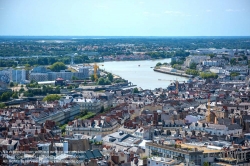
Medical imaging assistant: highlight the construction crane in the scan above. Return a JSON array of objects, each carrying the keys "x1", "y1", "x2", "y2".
[
  {"x1": 206, "y1": 94, "x2": 211, "y2": 123},
  {"x1": 93, "y1": 63, "x2": 99, "y2": 82},
  {"x1": 158, "y1": 78, "x2": 185, "y2": 94}
]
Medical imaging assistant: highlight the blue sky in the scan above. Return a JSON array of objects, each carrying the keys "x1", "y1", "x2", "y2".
[{"x1": 0, "y1": 0, "x2": 250, "y2": 36}]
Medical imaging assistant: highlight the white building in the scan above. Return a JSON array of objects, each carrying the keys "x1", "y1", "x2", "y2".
[
  {"x1": 225, "y1": 66, "x2": 249, "y2": 74},
  {"x1": 202, "y1": 60, "x2": 220, "y2": 66},
  {"x1": 73, "y1": 97, "x2": 102, "y2": 112},
  {"x1": 188, "y1": 122, "x2": 242, "y2": 136},
  {"x1": 209, "y1": 67, "x2": 226, "y2": 74},
  {"x1": 147, "y1": 156, "x2": 178, "y2": 166},
  {"x1": 133, "y1": 126, "x2": 151, "y2": 140},
  {"x1": 184, "y1": 55, "x2": 210, "y2": 67},
  {"x1": 185, "y1": 115, "x2": 205, "y2": 123}
]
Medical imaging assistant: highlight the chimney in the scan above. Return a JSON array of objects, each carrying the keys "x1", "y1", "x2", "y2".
[
  {"x1": 231, "y1": 116, "x2": 234, "y2": 124},
  {"x1": 214, "y1": 116, "x2": 218, "y2": 124}
]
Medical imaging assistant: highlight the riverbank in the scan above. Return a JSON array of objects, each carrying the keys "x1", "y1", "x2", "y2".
[{"x1": 153, "y1": 68, "x2": 192, "y2": 78}]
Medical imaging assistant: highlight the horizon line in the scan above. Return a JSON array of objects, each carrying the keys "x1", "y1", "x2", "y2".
[{"x1": 1, "y1": 35, "x2": 250, "y2": 37}]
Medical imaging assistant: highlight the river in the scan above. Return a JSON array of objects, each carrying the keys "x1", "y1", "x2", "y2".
[{"x1": 98, "y1": 59, "x2": 188, "y2": 90}]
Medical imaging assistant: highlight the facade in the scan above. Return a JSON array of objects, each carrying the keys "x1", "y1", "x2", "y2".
[
  {"x1": 202, "y1": 60, "x2": 220, "y2": 66},
  {"x1": 0, "y1": 69, "x2": 26, "y2": 83},
  {"x1": 133, "y1": 126, "x2": 151, "y2": 140},
  {"x1": 146, "y1": 142, "x2": 204, "y2": 165},
  {"x1": 65, "y1": 117, "x2": 120, "y2": 136},
  {"x1": 30, "y1": 70, "x2": 89, "y2": 82},
  {"x1": 0, "y1": 69, "x2": 11, "y2": 85},
  {"x1": 184, "y1": 55, "x2": 210, "y2": 67},
  {"x1": 146, "y1": 141, "x2": 250, "y2": 166},
  {"x1": 147, "y1": 156, "x2": 179, "y2": 166},
  {"x1": 225, "y1": 66, "x2": 249, "y2": 75},
  {"x1": 29, "y1": 73, "x2": 48, "y2": 82},
  {"x1": 32, "y1": 104, "x2": 80, "y2": 125},
  {"x1": 73, "y1": 98, "x2": 102, "y2": 112},
  {"x1": 188, "y1": 122, "x2": 242, "y2": 136},
  {"x1": 210, "y1": 67, "x2": 226, "y2": 74}
]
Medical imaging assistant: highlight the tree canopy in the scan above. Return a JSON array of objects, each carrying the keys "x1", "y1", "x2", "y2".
[
  {"x1": 189, "y1": 62, "x2": 197, "y2": 70},
  {"x1": 186, "y1": 69, "x2": 199, "y2": 76},
  {"x1": 230, "y1": 72, "x2": 240, "y2": 77},
  {"x1": 156, "y1": 62, "x2": 162, "y2": 67},
  {"x1": 200, "y1": 72, "x2": 218, "y2": 79},
  {"x1": 43, "y1": 94, "x2": 61, "y2": 102},
  {"x1": 49, "y1": 62, "x2": 67, "y2": 72},
  {"x1": 97, "y1": 77, "x2": 111, "y2": 85},
  {"x1": 107, "y1": 73, "x2": 114, "y2": 82},
  {"x1": 133, "y1": 87, "x2": 139, "y2": 93}
]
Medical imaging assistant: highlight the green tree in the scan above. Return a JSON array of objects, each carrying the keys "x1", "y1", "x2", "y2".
[
  {"x1": 0, "y1": 103, "x2": 5, "y2": 108},
  {"x1": 156, "y1": 62, "x2": 162, "y2": 67},
  {"x1": 230, "y1": 58, "x2": 236, "y2": 65},
  {"x1": 49, "y1": 62, "x2": 67, "y2": 72},
  {"x1": 133, "y1": 87, "x2": 139, "y2": 93},
  {"x1": 200, "y1": 72, "x2": 218, "y2": 79},
  {"x1": 107, "y1": 73, "x2": 113, "y2": 82},
  {"x1": 203, "y1": 161, "x2": 209, "y2": 166},
  {"x1": 100, "y1": 106, "x2": 104, "y2": 113},
  {"x1": 189, "y1": 62, "x2": 197, "y2": 70},
  {"x1": 97, "y1": 77, "x2": 105, "y2": 85},
  {"x1": 12, "y1": 92, "x2": 18, "y2": 99},
  {"x1": 173, "y1": 64, "x2": 181, "y2": 70},
  {"x1": 25, "y1": 64, "x2": 31, "y2": 70},
  {"x1": 0, "y1": 92, "x2": 12, "y2": 101},
  {"x1": 19, "y1": 88, "x2": 25, "y2": 93},
  {"x1": 43, "y1": 94, "x2": 61, "y2": 102},
  {"x1": 67, "y1": 85, "x2": 73, "y2": 89},
  {"x1": 72, "y1": 76, "x2": 78, "y2": 80},
  {"x1": 90, "y1": 74, "x2": 95, "y2": 82},
  {"x1": 208, "y1": 54, "x2": 215, "y2": 58},
  {"x1": 9, "y1": 82, "x2": 14, "y2": 87},
  {"x1": 186, "y1": 69, "x2": 199, "y2": 76},
  {"x1": 230, "y1": 72, "x2": 240, "y2": 77},
  {"x1": 104, "y1": 78, "x2": 111, "y2": 85}
]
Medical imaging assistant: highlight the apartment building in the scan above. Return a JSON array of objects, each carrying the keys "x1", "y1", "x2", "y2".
[{"x1": 146, "y1": 141, "x2": 250, "y2": 166}]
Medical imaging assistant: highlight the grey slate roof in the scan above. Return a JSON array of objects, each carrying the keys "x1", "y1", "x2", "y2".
[{"x1": 227, "y1": 123, "x2": 242, "y2": 130}]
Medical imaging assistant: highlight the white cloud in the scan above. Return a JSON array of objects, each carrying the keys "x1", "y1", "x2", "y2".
[
  {"x1": 164, "y1": 10, "x2": 182, "y2": 15},
  {"x1": 225, "y1": 9, "x2": 243, "y2": 12},
  {"x1": 165, "y1": 10, "x2": 182, "y2": 14},
  {"x1": 164, "y1": 10, "x2": 192, "y2": 17},
  {"x1": 139, "y1": 1, "x2": 144, "y2": 4},
  {"x1": 206, "y1": 9, "x2": 212, "y2": 12}
]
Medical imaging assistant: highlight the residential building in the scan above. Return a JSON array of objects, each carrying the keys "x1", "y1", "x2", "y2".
[
  {"x1": 184, "y1": 55, "x2": 210, "y2": 67},
  {"x1": 73, "y1": 97, "x2": 102, "y2": 112},
  {"x1": 202, "y1": 60, "x2": 220, "y2": 67},
  {"x1": 146, "y1": 141, "x2": 250, "y2": 166},
  {"x1": 210, "y1": 67, "x2": 226, "y2": 74}
]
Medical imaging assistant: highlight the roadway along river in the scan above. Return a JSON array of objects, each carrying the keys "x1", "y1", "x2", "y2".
[{"x1": 98, "y1": 58, "x2": 188, "y2": 90}]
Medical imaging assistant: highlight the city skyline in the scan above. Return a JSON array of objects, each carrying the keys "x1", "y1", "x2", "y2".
[{"x1": 0, "y1": 0, "x2": 250, "y2": 36}]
